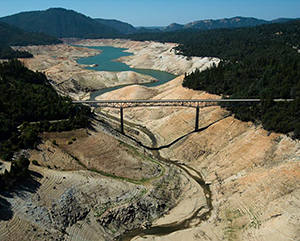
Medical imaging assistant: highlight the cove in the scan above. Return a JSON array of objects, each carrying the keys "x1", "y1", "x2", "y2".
[{"x1": 75, "y1": 46, "x2": 177, "y2": 100}]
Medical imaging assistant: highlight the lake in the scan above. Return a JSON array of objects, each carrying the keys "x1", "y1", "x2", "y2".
[{"x1": 75, "y1": 46, "x2": 177, "y2": 100}]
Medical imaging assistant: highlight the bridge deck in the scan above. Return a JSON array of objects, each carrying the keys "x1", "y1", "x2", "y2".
[
  {"x1": 73, "y1": 98, "x2": 293, "y2": 133},
  {"x1": 73, "y1": 99, "x2": 293, "y2": 108}
]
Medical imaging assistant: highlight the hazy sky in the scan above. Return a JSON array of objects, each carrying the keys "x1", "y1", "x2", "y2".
[{"x1": 1, "y1": 0, "x2": 299, "y2": 26}]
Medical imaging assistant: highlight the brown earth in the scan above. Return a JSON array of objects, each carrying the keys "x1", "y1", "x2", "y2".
[
  {"x1": 1, "y1": 42, "x2": 299, "y2": 241},
  {"x1": 30, "y1": 123, "x2": 160, "y2": 181},
  {"x1": 0, "y1": 115, "x2": 206, "y2": 241},
  {"x1": 97, "y1": 74, "x2": 300, "y2": 241},
  {"x1": 17, "y1": 44, "x2": 157, "y2": 100},
  {"x1": 73, "y1": 39, "x2": 220, "y2": 75}
]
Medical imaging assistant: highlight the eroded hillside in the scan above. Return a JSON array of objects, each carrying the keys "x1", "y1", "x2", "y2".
[
  {"x1": 16, "y1": 39, "x2": 219, "y2": 101},
  {"x1": 97, "y1": 75, "x2": 300, "y2": 241},
  {"x1": 1, "y1": 40, "x2": 299, "y2": 241}
]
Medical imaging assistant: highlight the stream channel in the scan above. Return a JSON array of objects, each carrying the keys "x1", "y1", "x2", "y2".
[{"x1": 76, "y1": 46, "x2": 212, "y2": 240}]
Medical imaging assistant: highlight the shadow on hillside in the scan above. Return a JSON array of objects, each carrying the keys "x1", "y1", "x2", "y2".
[
  {"x1": 123, "y1": 115, "x2": 231, "y2": 150},
  {"x1": 0, "y1": 196, "x2": 13, "y2": 221},
  {"x1": 11, "y1": 171, "x2": 43, "y2": 198},
  {"x1": 0, "y1": 170, "x2": 43, "y2": 221}
]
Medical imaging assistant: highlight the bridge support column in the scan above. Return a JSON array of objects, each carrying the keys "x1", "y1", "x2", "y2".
[
  {"x1": 195, "y1": 106, "x2": 199, "y2": 131},
  {"x1": 120, "y1": 107, "x2": 124, "y2": 134}
]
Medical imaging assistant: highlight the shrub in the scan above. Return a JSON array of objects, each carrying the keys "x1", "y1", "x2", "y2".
[
  {"x1": 32, "y1": 160, "x2": 40, "y2": 166},
  {"x1": 67, "y1": 140, "x2": 73, "y2": 145},
  {"x1": 71, "y1": 137, "x2": 77, "y2": 141}
]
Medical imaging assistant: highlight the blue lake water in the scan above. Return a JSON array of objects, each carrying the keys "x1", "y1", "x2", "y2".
[{"x1": 75, "y1": 46, "x2": 177, "y2": 100}]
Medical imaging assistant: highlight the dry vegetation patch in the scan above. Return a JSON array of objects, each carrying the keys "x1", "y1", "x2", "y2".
[{"x1": 30, "y1": 128, "x2": 160, "y2": 181}]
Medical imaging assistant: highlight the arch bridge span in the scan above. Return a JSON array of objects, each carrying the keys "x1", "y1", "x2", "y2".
[{"x1": 73, "y1": 99, "x2": 292, "y2": 134}]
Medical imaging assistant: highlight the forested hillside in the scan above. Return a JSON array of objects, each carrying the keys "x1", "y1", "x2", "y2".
[
  {"x1": 0, "y1": 60, "x2": 91, "y2": 162},
  {"x1": 0, "y1": 8, "x2": 121, "y2": 38},
  {"x1": 95, "y1": 18, "x2": 137, "y2": 34},
  {"x1": 181, "y1": 20, "x2": 300, "y2": 138},
  {"x1": 163, "y1": 16, "x2": 269, "y2": 32},
  {"x1": 0, "y1": 21, "x2": 61, "y2": 59},
  {"x1": 127, "y1": 20, "x2": 300, "y2": 138}
]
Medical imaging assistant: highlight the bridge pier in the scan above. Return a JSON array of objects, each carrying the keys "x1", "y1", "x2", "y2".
[
  {"x1": 195, "y1": 106, "x2": 199, "y2": 131},
  {"x1": 120, "y1": 107, "x2": 124, "y2": 134}
]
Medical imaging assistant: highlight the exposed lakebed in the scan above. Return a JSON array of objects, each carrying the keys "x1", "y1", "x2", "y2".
[{"x1": 75, "y1": 46, "x2": 177, "y2": 100}]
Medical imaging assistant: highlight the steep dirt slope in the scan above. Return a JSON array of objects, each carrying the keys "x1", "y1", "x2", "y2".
[
  {"x1": 98, "y1": 75, "x2": 300, "y2": 241},
  {"x1": 18, "y1": 44, "x2": 157, "y2": 100},
  {"x1": 0, "y1": 117, "x2": 207, "y2": 241},
  {"x1": 74, "y1": 39, "x2": 220, "y2": 75}
]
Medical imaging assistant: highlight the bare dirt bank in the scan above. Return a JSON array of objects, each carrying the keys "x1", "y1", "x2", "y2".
[
  {"x1": 97, "y1": 75, "x2": 300, "y2": 241},
  {"x1": 3, "y1": 40, "x2": 299, "y2": 241},
  {"x1": 0, "y1": 117, "x2": 207, "y2": 241},
  {"x1": 17, "y1": 39, "x2": 219, "y2": 101},
  {"x1": 17, "y1": 44, "x2": 157, "y2": 100},
  {"x1": 74, "y1": 39, "x2": 220, "y2": 75}
]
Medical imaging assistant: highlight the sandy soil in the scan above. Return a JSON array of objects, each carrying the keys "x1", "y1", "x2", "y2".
[
  {"x1": 30, "y1": 124, "x2": 162, "y2": 181},
  {"x1": 97, "y1": 74, "x2": 300, "y2": 241},
  {"x1": 17, "y1": 44, "x2": 157, "y2": 100},
  {"x1": 74, "y1": 39, "x2": 220, "y2": 75},
  {"x1": 2, "y1": 41, "x2": 299, "y2": 241},
  {"x1": 17, "y1": 39, "x2": 220, "y2": 101}
]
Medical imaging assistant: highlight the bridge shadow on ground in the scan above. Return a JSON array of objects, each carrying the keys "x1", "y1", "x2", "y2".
[{"x1": 123, "y1": 115, "x2": 231, "y2": 151}]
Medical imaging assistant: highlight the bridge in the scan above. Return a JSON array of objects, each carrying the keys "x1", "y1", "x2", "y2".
[{"x1": 73, "y1": 99, "x2": 293, "y2": 134}]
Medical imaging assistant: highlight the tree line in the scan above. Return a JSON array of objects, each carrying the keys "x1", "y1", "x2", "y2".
[
  {"x1": 0, "y1": 60, "x2": 91, "y2": 163},
  {"x1": 0, "y1": 20, "x2": 61, "y2": 59},
  {"x1": 127, "y1": 20, "x2": 300, "y2": 138}
]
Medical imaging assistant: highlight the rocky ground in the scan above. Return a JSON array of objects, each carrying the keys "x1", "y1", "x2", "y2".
[
  {"x1": 73, "y1": 39, "x2": 220, "y2": 76},
  {"x1": 1, "y1": 40, "x2": 299, "y2": 241},
  {"x1": 98, "y1": 75, "x2": 300, "y2": 241},
  {"x1": 16, "y1": 43, "x2": 157, "y2": 100},
  {"x1": 0, "y1": 115, "x2": 207, "y2": 240},
  {"x1": 17, "y1": 39, "x2": 219, "y2": 101}
]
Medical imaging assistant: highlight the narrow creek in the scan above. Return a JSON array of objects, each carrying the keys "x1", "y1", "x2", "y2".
[
  {"x1": 75, "y1": 46, "x2": 213, "y2": 240},
  {"x1": 93, "y1": 112, "x2": 213, "y2": 241},
  {"x1": 120, "y1": 117, "x2": 213, "y2": 240}
]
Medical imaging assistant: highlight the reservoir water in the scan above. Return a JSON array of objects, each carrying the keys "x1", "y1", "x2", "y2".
[{"x1": 75, "y1": 46, "x2": 177, "y2": 100}]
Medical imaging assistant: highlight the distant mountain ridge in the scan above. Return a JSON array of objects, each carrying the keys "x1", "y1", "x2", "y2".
[
  {"x1": 0, "y1": 8, "x2": 298, "y2": 37},
  {"x1": 163, "y1": 16, "x2": 295, "y2": 32},
  {"x1": 0, "y1": 8, "x2": 121, "y2": 38},
  {"x1": 95, "y1": 18, "x2": 136, "y2": 34}
]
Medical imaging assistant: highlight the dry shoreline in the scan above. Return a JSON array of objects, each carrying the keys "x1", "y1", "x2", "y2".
[
  {"x1": 1, "y1": 40, "x2": 299, "y2": 241},
  {"x1": 16, "y1": 39, "x2": 220, "y2": 100}
]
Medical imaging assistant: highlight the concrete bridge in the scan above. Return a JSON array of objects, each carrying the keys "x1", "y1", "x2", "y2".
[{"x1": 73, "y1": 99, "x2": 293, "y2": 134}]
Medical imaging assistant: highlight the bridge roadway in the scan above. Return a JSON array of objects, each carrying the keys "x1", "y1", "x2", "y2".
[{"x1": 73, "y1": 99, "x2": 293, "y2": 133}]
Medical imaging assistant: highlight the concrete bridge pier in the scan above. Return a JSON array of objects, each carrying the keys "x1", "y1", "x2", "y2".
[
  {"x1": 120, "y1": 107, "x2": 124, "y2": 134},
  {"x1": 195, "y1": 106, "x2": 199, "y2": 131}
]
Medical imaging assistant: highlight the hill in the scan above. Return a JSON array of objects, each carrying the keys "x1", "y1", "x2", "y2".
[
  {"x1": 95, "y1": 18, "x2": 136, "y2": 34},
  {"x1": 125, "y1": 20, "x2": 300, "y2": 138},
  {"x1": 0, "y1": 59, "x2": 90, "y2": 161},
  {"x1": 163, "y1": 16, "x2": 294, "y2": 32},
  {"x1": 0, "y1": 21, "x2": 61, "y2": 59},
  {"x1": 179, "y1": 20, "x2": 300, "y2": 138},
  {"x1": 0, "y1": 8, "x2": 121, "y2": 38}
]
